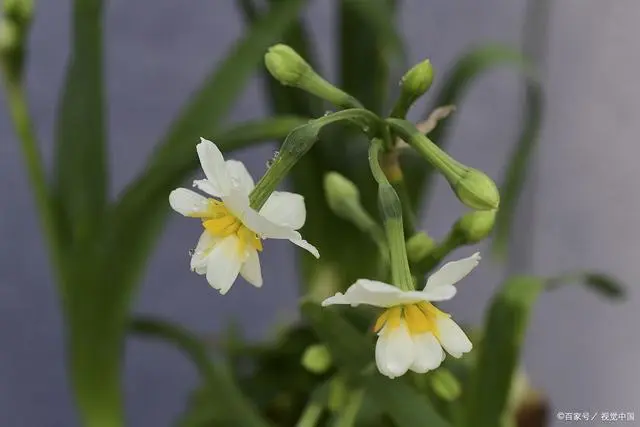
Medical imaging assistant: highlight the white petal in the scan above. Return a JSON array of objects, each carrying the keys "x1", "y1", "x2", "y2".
[
  {"x1": 240, "y1": 248, "x2": 263, "y2": 288},
  {"x1": 226, "y1": 160, "x2": 255, "y2": 195},
  {"x1": 424, "y1": 252, "x2": 481, "y2": 292},
  {"x1": 375, "y1": 323, "x2": 414, "y2": 379},
  {"x1": 223, "y1": 190, "x2": 299, "y2": 239},
  {"x1": 409, "y1": 333, "x2": 444, "y2": 373},
  {"x1": 169, "y1": 188, "x2": 210, "y2": 217},
  {"x1": 190, "y1": 231, "x2": 218, "y2": 275},
  {"x1": 193, "y1": 179, "x2": 222, "y2": 198},
  {"x1": 289, "y1": 233, "x2": 320, "y2": 258},
  {"x1": 197, "y1": 138, "x2": 232, "y2": 196},
  {"x1": 205, "y1": 235, "x2": 243, "y2": 295},
  {"x1": 321, "y1": 279, "x2": 435, "y2": 308},
  {"x1": 421, "y1": 284, "x2": 457, "y2": 302},
  {"x1": 436, "y1": 316, "x2": 472, "y2": 358},
  {"x1": 260, "y1": 191, "x2": 306, "y2": 230}
]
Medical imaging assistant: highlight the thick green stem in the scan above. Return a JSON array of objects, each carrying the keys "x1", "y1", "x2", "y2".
[{"x1": 369, "y1": 139, "x2": 414, "y2": 291}]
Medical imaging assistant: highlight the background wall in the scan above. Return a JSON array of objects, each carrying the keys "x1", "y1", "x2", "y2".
[{"x1": 0, "y1": 1, "x2": 638, "y2": 426}]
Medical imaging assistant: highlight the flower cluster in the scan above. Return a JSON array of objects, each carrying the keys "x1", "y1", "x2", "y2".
[{"x1": 168, "y1": 44, "x2": 499, "y2": 380}]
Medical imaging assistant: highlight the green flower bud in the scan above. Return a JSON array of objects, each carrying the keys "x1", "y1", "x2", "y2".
[
  {"x1": 324, "y1": 171, "x2": 361, "y2": 216},
  {"x1": 400, "y1": 59, "x2": 434, "y2": 100},
  {"x1": 264, "y1": 44, "x2": 312, "y2": 88},
  {"x1": 301, "y1": 344, "x2": 332, "y2": 374},
  {"x1": 390, "y1": 59, "x2": 435, "y2": 118},
  {"x1": 452, "y1": 168, "x2": 500, "y2": 211},
  {"x1": 429, "y1": 368, "x2": 462, "y2": 402},
  {"x1": 265, "y1": 44, "x2": 362, "y2": 109},
  {"x1": 406, "y1": 232, "x2": 436, "y2": 263},
  {"x1": 454, "y1": 209, "x2": 496, "y2": 243}
]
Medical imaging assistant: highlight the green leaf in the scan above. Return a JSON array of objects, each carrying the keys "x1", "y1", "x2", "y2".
[
  {"x1": 492, "y1": 82, "x2": 543, "y2": 257},
  {"x1": 405, "y1": 45, "x2": 542, "y2": 257},
  {"x1": 339, "y1": 0, "x2": 403, "y2": 113},
  {"x1": 130, "y1": 317, "x2": 272, "y2": 427},
  {"x1": 53, "y1": 0, "x2": 107, "y2": 243},
  {"x1": 547, "y1": 272, "x2": 626, "y2": 301},
  {"x1": 583, "y1": 273, "x2": 625, "y2": 300},
  {"x1": 464, "y1": 276, "x2": 544, "y2": 427},
  {"x1": 366, "y1": 375, "x2": 450, "y2": 427},
  {"x1": 301, "y1": 301, "x2": 372, "y2": 377}
]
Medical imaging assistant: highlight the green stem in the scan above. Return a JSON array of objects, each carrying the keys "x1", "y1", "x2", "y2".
[
  {"x1": 369, "y1": 139, "x2": 414, "y2": 291},
  {"x1": 386, "y1": 118, "x2": 466, "y2": 182},
  {"x1": 334, "y1": 388, "x2": 366, "y2": 427},
  {"x1": 296, "y1": 401, "x2": 324, "y2": 427},
  {"x1": 250, "y1": 109, "x2": 383, "y2": 208}
]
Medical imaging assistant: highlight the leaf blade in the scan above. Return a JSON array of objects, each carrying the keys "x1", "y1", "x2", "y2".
[
  {"x1": 464, "y1": 276, "x2": 544, "y2": 427},
  {"x1": 53, "y1": 0, "x2": 107, "y2": 242}
]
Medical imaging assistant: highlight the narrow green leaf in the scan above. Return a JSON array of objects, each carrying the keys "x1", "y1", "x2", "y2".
[
  {"x1": 464, "y1": 276, "x2": 544, "y2": 427},
  {"x1": 492, "y1": 82, "x2": 543, "y2": 257},
  {"x1": 366, "y1": 375, "x2": 450, "y2": 427},
  {"x1": 547, "y1": 272, "x2": 626, "y2": 301},
  {"x1": 53, "y1": 0, "x2": 107, "y2": 242},
  {"x1": 339, "y1": 0, "x2": 402, "y2": 114},
  {"x1": 405, "y1": 45, "x2": 542, "y2": 257},
  {"x1": 583, "y1": 273, "x2": 625, "y2": 300},
  {"x1": 130, "y1": 317, "x2": 273, "y2": 427},
  {"x1": 301, "y1": 301, "x2": 372, "y2": 376}
]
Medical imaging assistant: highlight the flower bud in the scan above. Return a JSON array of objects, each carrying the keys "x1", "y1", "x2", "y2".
[
  {"x1": 324, "y1": 171, "x2": 361, "y2": 216},
  {"x1": 454, "y1": 209, "x2": 496, "y2": 244},
  {"x1": 406, "y1": 232, "x2": 436, "y2": 263},
  {"x1": 301, "y1": 344, "x2": 332, "y2": 374},
  {"x1": 264, "y1": 44, "x2": 312, "y2": 87},
  {"x1": 400, "y1": 59, "x2": 434, "y2": 100},
  {"x1": 452, "y1": 168, "x2": 500, "y2": 211}
]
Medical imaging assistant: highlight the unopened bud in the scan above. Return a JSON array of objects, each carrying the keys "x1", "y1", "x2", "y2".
[
  {"x1": 324, "y1": 172, "x2": 361, "y2": 216},
  {"x1": 454, "y1": 209, "x2": 496, "y2": 243},
  {"x1": 406, "y1": 232, "x2": 436, "y2": 263},
  {"x1": 452, "y1": 168, "x2": 500, "y2": 211},
  {"x1": 264, "y1": 44, "x2": 312, "y2": 87},
  {"x1": 301, "y1": 344, "x2": 332, "y2": 374},
  {"x1": 400, "y1": 59, "x2": 434, "y2": 100}
]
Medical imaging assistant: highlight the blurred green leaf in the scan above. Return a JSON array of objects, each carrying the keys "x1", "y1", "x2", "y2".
[
  {"x1": 464, "y1": 276, "x2": 544, "y2": 427},
  {"x1": 339, "y1": 0, "x2": 402, "y2": 114},
  {"x1": 583, "y1": 273, "x2": 625, "y2": 300},
  {"x1": 130, "y1": 317, "x2": 272, "y2": 427},
  {"x1": 405, "y1": 45, "x2": 542, "y2": 258},
  {"x1": 301, "y1": 301, "x2": 372, "y2": 377},
  {"x1": 53, "y1": 0, "x2": 107, "y2": 243},
  {"x1": 492, "y1": 82, "x2": 543, "y2": 257},
  {"x1": 366, "y1": 375, "x2": 450, "y2": 427},
  {"x1": 547, "y1": 272, "x2": 626, "y2": 301}
]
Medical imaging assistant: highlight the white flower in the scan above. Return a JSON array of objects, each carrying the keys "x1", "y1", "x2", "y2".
[
  {"x1": 169, "y1": 138, "x2": 319, "y2": 294},
  {"x1": 321, "y1": 252, "x2": 480, "y2": 379}
]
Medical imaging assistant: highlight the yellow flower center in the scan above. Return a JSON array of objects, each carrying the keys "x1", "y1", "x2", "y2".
[
  {"x1": 374, "y1": 302, "x2": 449, "y2": 337},
  {"x1": 191, "y1": 199, "x2": 262, "y2": 253}
]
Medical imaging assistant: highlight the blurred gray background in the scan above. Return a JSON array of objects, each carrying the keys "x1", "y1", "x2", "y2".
[{"x1": 1, "y1": 0, "x2": 639, "y2": 426}]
